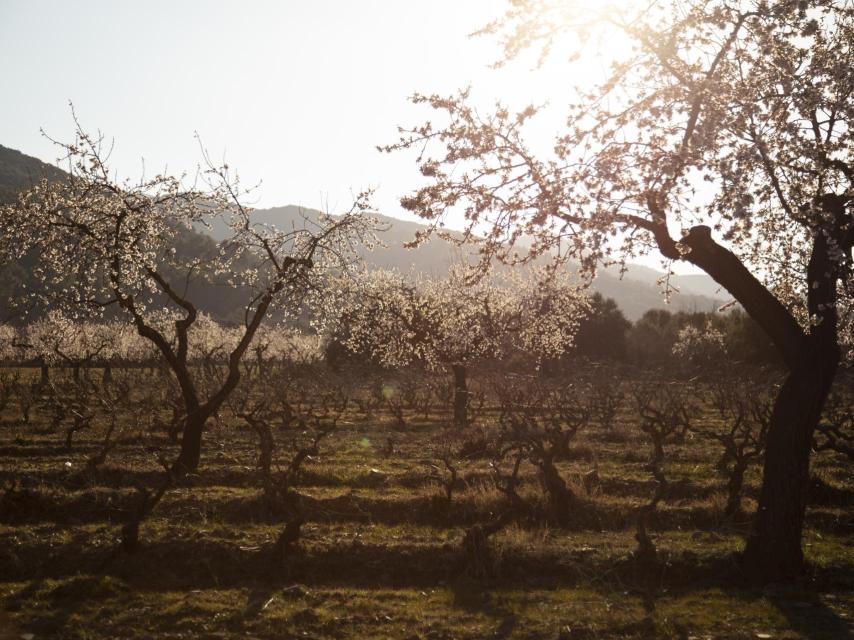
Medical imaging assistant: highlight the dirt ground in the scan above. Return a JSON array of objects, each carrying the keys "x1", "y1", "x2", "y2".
[{"x1": 0, "y1": 369, "x2": 851, "y2": 639}]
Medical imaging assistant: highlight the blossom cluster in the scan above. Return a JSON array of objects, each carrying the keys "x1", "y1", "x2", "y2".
[
  {"x1": 0, "y1": 315, "x2": 324, "y2": 367},
  {"x1": 313, "y1": 264, "x2": 589, "y2": 371}
]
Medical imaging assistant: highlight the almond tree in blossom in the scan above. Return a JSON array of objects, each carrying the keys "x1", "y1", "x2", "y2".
[
  {"x1": 385, "y1": 1, "x2": 853, "y2": 579},
  {"x1": 0, "y1": 118, "x2": 377, "y2": 549}
]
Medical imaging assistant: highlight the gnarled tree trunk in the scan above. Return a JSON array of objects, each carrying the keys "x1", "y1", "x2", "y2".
[
  {"x1": 173, "y1": 410, "x2": 209, "y2": 474},
  {"x1": 121, "y1": 410, "x2": 211, "y2": 551},
  {"x1": 742, "y1": 346, "x2": 839, "y2": 578},
  {"x1": 648, "y1": 219, "x2": 844, "y2": 582}
]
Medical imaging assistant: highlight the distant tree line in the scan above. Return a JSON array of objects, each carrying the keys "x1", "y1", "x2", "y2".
[{"x1": 571, "y1": 293, "x2": 781, "y2": 369}]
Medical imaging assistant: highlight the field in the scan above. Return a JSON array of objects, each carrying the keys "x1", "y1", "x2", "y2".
[{"x1": 0, "y1": 366, "x2": 852, "y2": 640}]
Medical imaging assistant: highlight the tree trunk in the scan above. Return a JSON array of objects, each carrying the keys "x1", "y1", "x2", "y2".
[
  {"x1": 121, "y1": 411, "x2": 207, "y2": 551},
  {"x1": 658, "y1": 221, "x2": 845, "y2": 582},
  {"x1": 539, "y1": 461, "x2": 573, "y2": 524},
  {"x1": 742, "y1": 349, "x2": 838, "y2": 580},
  {"x1": 40, "y1": 363, "x2": 49, "y2": 386},
  {"x1": 256, "y1": 351, "x2": 265, "y2": 380},
  {"x1": 451, "y1": 364, "x2": 468, "y2": 428},
  {"x1": 102, "y1": 363, "x2": 112, "y2": 387},
  {"x1": 174, "y1": 412, "x2": 207, "y2": 474},
  {"x1": 724, "y1": 461, "x2": 747, "y2": 517},
  {"x1": 249, "y1": 420, "x2": 275, "y2": 507}
]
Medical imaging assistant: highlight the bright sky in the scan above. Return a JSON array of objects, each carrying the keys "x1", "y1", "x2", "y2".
[
  {"x1": 1, "y1": 0, "x2": 687, "y2": 272},
  {"x1": 0, "y1": 2, "x2": 503, "y2": 212}
]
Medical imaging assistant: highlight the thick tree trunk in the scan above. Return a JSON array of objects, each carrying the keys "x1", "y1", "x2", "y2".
[
  {"x1": 742, "y1": 348, "x2": 838, "y2": 579},
  {"x1": 39, "y1": 363, "x2": 49, "y2": 386},
  {"x1": 648, "y1": 208, "x2": 846, "y2": 583},
  {"x1": 102, "y1": 363, "x2": 112, "y2": 387},
  {"x1": 451, "y1": 364, "x2": 469, "y2": 428},
  {"x1": 174, "y1": 412, "x2": 207, "y2": 474}
]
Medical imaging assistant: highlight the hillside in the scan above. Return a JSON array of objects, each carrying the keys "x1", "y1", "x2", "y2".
[
  {"x1": 0, "y1": 145, "x2": 66, "y2": 203},
  {"x1": 1, "y1": 145, "x2": 725, "y2": 321},
  {"x1": 0, "y1": 146, "x2": 247, "y2": 322},
  {"x1": 202, "y1": 205, "x2": 725, "y2": 320}
]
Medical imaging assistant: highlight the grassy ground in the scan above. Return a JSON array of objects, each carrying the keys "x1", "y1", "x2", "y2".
[{"x1": 0, "y1": 370, "x2": 852, "y2": 639}]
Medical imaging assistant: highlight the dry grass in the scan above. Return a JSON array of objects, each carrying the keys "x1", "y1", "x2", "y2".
[{"x1": 0, "y1": 368, "x2": 852, "y2": 639}]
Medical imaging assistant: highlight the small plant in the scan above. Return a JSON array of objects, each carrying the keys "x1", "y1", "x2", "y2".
[
  {"x1": 82, "y1": 380, "x2": 132, "y2": 472},
  {"x1": 631, "y1": 382, "x2": 694, "y2": 561},
  {"x1": 428, "y1": 442, "x2": 461, "y2": 505},
  {"x1": 433, "y1": 459, "x2": 458, "y2": 504},
  {"x1": 489, "y1": 445, "x2": 530, "y2": 515},
  {"x1": 385, "y1": 394, "x2": 407, "y2": 428},
  {"x1": 814, "y1": 389, "x2": 854, "y2": 461},
  {"x1": 696, "y1": 380, "x2": 774, "y2": 516},
  {"x1": 233, "y1": 383, "x2": 341, "y2": 561},
  {"x1": 460, "y1": 510, "x2": 515, "y2": 579},
  {"x1": 495, "y1": 377, "x2": 590, "y2": 524},
  {"x1": 413, "y1": 385, "x2": 434, "y2": 421},
  {"x1": 13, "y1": 379, "x2": 37, "y2": 425},
  {"x1": 0, "y1": 372, "x2": 16, "y2": 415},
  {"x1": 589, "y1": 374, "x2": 625, "y2": 437}
]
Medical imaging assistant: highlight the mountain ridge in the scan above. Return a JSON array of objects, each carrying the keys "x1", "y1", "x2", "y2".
[
  {"x1": 201, "y1": 204, "x2": 725, "y2": 320},
  {"x1": 1, "y1": 144, "x2": 725, "y2": 321}
]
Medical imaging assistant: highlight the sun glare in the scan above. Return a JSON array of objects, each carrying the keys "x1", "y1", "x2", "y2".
[{"x1": 0, "y1": 3, "x2": 851, "y2": 636}]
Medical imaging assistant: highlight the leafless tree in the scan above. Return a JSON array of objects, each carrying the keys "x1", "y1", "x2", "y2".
[
  {"x1": 696, "y1": 381, "x2": 774, "y2": 516},
  {"x1": 814, "y1": 390, "x2": 854, "y2": 461},
  {"x1": 631, "y1": 382, "x2": 694, "y2": 561}
]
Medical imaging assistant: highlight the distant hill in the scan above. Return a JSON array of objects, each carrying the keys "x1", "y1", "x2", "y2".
[
  {"x1": 600, "y1": 262, "x2": 728, "y2": 301},
  {"x1": 0, "y1": 145, "x2": 66, "y2": 203},
  {"x1": 0, "y1": 145, "x2": 247, "y2": 322},
  {"x1": 201, "y1": 204, "x2": 725, "y2": 320},
  {"x1": 1, "y1": 145, "x2": 725, "y2": 321}
]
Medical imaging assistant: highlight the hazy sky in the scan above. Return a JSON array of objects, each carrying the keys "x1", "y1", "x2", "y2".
[
  {"x1": 0, "y1": 1, "x2": 549, "y2": 215},
  {"x1": 1, "y1": 0, "x2": 686, "y2": 271}
]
